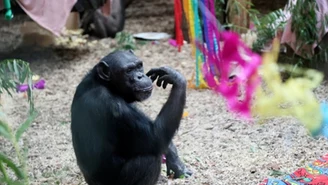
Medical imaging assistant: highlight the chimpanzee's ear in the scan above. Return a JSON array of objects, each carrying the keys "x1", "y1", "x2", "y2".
[{"x1": 97, "y1": 61, "x2": 111, "y2": 81}]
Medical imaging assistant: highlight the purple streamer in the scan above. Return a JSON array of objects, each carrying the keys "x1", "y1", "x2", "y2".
[{"x1": 17, "y1": 79, "x2": 46, "y2": 93}]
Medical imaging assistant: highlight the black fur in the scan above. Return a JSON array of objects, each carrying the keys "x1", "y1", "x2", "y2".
[
  {"x1": 79, "y1": 0, "x2": 134, "y2": 38},
  {"x1": 71, "y1": 50, "x2": 192, "y2": 185}
]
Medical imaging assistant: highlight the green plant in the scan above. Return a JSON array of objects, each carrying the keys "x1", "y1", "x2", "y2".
[
  {"x1": 251, "y1": 9, "x2": 287, "y2": 52},
  {"x1": 214, "y1": 0, "x2": 225, "y2": 22},
  {"x1": 0, "y1": 59, "x2": 37, "y2": 185},
  {"x1": 288, "y1": 0, "x2": 328, "y2": 62},
  {"x1": 290, "y1": 0, "x2": 318, "y2": 53},
  {"x1": 114, "y1": 32, "x2": 138, "y2": 50},
  {"x1": 224, "y1": 0, "x2": 260, "y2": 32}
]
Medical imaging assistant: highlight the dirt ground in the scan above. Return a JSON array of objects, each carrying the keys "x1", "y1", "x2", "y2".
[{"x1": 1, "y1": 2, "x2": 328, "y2": 185}]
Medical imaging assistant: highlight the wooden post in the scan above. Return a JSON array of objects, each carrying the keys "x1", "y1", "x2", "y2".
[
  {"x1": 227, "y1": 0, "x2": 251, "y2": 34},
  {"x1": 20, "y1": 21, "x2": 55, "y2": 47},
  {"x1": 65, "y1": 12, "x2": 80, "y2": 30}
]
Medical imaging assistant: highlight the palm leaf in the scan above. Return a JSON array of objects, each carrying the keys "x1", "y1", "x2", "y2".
[
  {"x1": 0, "y1": 119, "x2": 11, "y2": 140},
  {"x1": 15, "y1": 110, "x2": 38, "y2": 141},
  {"x1": 0, "y1": 152, "x2": 24, "y2": 179},
  {"x1": 0, "y1": 161, "x2": 9, "y2": 182},
  {"x1": 0, "y1": 59, "x2": 34, "y2": 111},
  {"x1": 0, "y1": 177, "x2": 24, "y2": 185},
  {"x1": 252, "y1": 9, "x2": 287, "y2": 51}
]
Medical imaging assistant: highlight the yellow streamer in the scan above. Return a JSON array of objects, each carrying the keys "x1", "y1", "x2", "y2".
[
  {"x1": 252, "y1": 38, "x2": 324, "y2": 133},
  {"x1": 183, "y1": 0, "x2": 207, "y2": 89},
  {"x1": 182, "y1": 0, "x2": 192, "y2": 50},
  {"x1": 187, "y1": 0, "x2": 196, "y2": 57},
  {"x1": 197, "y1": 55, "x2": 208, "y2": 89}
]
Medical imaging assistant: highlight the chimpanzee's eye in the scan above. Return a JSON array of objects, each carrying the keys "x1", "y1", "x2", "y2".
[{"x1": 126, "y1": 68, "x2": 133, "y2": 73}]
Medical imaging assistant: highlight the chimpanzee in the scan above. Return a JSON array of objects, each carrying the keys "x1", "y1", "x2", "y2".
[
  {"x1": 70, "y1": 50, "x2": 192, "y2": 185},
  {"x1": 74, "y1": 0, "x2": 134, "y2": 38}
]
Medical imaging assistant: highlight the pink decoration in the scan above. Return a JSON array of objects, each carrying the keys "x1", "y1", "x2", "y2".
[
  {"x1": 0, "y1": 0, "x2": 77, "y2": 36},
  {"x1": 168, "y1": 39, "x2": 178, "y2": 47},
  {"x1": 17, "y1": 79, "x2": 46, "y2": 93},
  {"x1": 162, "y1": 154, "x2": 166, "y2": 163},
  {"x1": 249, "y1": 22, "x2": 255, "y2": 30},
  {"x1": 197, "y1": 31, "x2": 262, "y2": 119}
]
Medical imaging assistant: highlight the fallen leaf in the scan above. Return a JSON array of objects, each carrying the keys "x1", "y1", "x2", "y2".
[{"x1": 183, "y1": 111, "x2": 189, "y2": 118}]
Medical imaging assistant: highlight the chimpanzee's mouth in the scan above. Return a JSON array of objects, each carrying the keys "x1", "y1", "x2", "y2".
[
  {"x1": 135, "y1": 86, "x2": 153, "y2": 92},
  {"x1": 134, "y1": 85, "x2": 153, "y2": 101}
]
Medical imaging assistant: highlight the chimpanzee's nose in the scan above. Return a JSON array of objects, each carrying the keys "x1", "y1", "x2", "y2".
[{"x1": 137, "y1": 73, "x2": 144, "y2": 80}]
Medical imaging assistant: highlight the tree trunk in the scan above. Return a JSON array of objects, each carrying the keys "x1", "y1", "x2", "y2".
[{"x1": 226, "y1": 0, "x2": 251, "y2": 34}]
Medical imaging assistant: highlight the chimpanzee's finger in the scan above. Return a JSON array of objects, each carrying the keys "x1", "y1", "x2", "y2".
[
  {"x1": 156, "y1": 76, "x2": 163, "y2": 87},
  {"x1": 146, "y1": 68, "x2": 158, "y2": 76},
  {"x1": 163, "y1": 81, "x2": 168, "y2": 89},
  {"x1": 146, "y1": 68, "x2": 165, "y2": 77},
  {"x1": 158, "y1": 75, "x2": 171, "y2": 89},
  {"x1": 150, "y1": 74, "x2": 158, "y2": 82}
]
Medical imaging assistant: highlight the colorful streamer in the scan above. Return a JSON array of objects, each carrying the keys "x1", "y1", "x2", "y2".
[
  {"x1": 200, "y1": 0, "x2": 218, "y2": 76},
  {"x1": 182, "y1": 0, "x2": 192, "y2": 47},
  {"x1": 174, "y1": 0, "x2": 184, "y2": 51},
  {"x1": 192, "y1": 0, "x2": 205, "y2": 87},
  {"x1": 252, "y1": 38, "x2": 324, "y2": 134},
  {"x1": 183, "y1": 0, "x2": 208, "y2": 88},
  {"x1": 195, "y1": 0, "x2": 262, "y2": 118},
  {"x1": 183, "y1": 0, "x2": 327, "y2": 136},
  {"x1": 197, "y1": 31, "x2": 262, "y2": 119}
]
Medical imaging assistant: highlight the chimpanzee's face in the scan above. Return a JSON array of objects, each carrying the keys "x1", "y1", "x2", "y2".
[
  {"x1": 97, "y1": 50, "x2": 153, "y2": 102},
  {"x1": 119, "y1": 53, "x2": 153, "y2": 101}
]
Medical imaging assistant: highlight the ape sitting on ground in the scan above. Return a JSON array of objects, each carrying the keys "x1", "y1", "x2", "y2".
[
  {"x1": 72, "y1": 0, "x2": 134, "y2": 38},
  {"x1": 71, "y1": 50, "x2": 192, "y2": 185}
]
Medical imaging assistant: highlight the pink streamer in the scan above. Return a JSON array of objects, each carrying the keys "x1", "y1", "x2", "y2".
[
  {"x1": 196, "y1": 1, "x2": 262, "y2": 119},
  {"x1": 197, "y1": 32, "x2": 262, "y2": 119}
]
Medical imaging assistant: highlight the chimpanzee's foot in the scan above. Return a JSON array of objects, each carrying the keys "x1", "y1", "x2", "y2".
[
  {"x1": 166, "y1": 158, "x2": 193, "y2": 178},
  {"x1": 165, "y1": 142, "x2": 193, "y2": 178}
]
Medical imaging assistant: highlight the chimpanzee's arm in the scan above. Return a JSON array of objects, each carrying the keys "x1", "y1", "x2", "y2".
[
  {"x1": 151, "y1": 77, "x2": 186, "y2": 151},
  {"x1": 100, "y1": 0, "x2": 125, "y2": 38},
  {"x1": 93, "y1": 11, "x2": 108, "y2": 38},
  {"x1": 116, "y1": 67, "x2": 186, "y2": 156}
]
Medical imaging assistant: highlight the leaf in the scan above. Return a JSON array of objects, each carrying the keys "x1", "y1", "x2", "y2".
[
  {"x1": 15, "y1": 110, "x2": 37, "y2": 141},
  {"x1": 0, "y1": 119, "x2": 11, "y2": 140},
  {"x1": 0, "y1": 177, "x2": 25, "y2": 185},
  {"x1": 22, "y1": 146, "x2": 29, "y2": 161},
  {"x1": 270, "y1": 170, "x2": 286, "y2": 177},
  {"x1": 182, "y1": 111, "x2": 189, "y2": 118},
  {"x1": 0, "y1": 59, "x2": 34, "y2": 113},
  {"x1": 19, "y1": 67, "x2": 28, "y2": 84},
  {"x1": 0, "y1": 152, "x2": 24, "y2": 179},
  {"x1": 0, "y1": 161, "x2": 9, "y2": 182},
  {"x1": 13, "y1": 60, "x2": 20, "y2": 81}
]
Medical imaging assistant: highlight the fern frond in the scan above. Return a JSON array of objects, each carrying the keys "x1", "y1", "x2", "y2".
[{"x1": 252, "y1": 9, "x2": 287, "y2": 52}]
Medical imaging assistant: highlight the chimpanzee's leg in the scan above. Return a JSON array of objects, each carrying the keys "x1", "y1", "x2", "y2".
[
  {"x1": 117, "y1": 155, "x2": 162, "y2": 185},
  {"x1": 80, "y1": 10, "x2": 96, "y2": 35},
  {"x1": 165, "y1": 142, "x2": 193, "y2": 178},
  {"x1": 92, "y1": 10, "x2": 108, "y2": 38}
]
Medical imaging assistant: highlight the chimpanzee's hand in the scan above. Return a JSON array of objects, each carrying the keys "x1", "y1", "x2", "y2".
[{"x1": 146, "y1": 67, "x2": 186, "y2": 89}]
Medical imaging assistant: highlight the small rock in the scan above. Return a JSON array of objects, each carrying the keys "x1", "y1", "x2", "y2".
[
  {"x1": 250, "y1": 167, "x2": 257, "y2": 173},
  {"x1": 268, "y1": 163, "x2": 280, "y2": 171}
]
